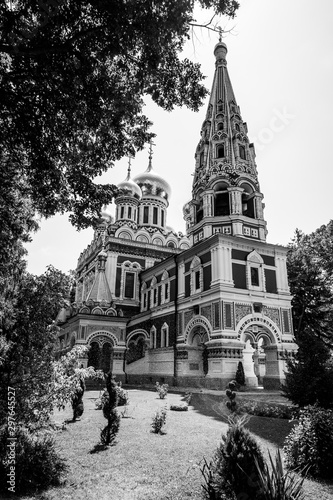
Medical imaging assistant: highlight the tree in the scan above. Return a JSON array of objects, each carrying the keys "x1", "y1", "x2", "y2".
[
  {"x1": 282, "y1": 326, "x2": 333, "y2": 409},
  {"x1": 0, "y1": 265, "x2": 73, "y2": 427},
  {"x1": 287, "y1": 223, "x2": 333, "y2": 345},
  {"x1": 283, "y1": 222, "x2": 333, "y2": 408},
  {"x1": 0, "y1": 0, "x2": 239, "y2": 230}
]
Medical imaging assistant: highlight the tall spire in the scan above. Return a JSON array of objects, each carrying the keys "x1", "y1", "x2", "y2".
[{"x1": 183, "y1": 41, "x2": 267, "y2": 244}]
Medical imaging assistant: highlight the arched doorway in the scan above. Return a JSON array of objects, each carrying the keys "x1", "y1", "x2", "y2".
[
  {"x1": 239, "y1": 318, "x2": 284, "y2": 389},
  {"x1": 186, "y1": 321, "x2": 210, "y2": 377},
  {"x1": 87, "y1": 336, "x2": 114, "y2": 373}
]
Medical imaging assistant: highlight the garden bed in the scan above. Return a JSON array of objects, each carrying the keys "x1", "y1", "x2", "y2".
[{"x1": 19, "y1": 389, "x2": 333, "y2": 500}]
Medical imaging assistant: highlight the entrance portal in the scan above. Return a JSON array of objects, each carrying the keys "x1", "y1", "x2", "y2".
[{"x1": 87, "y1": 337, "x2": 114, "y2": 373}]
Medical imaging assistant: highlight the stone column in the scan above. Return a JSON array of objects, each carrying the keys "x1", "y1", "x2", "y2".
[
  {"x1": 211, "y1": 242, "x2": 233, "y2": 286},
  {"x1": 228, "y1": 187, "x2": 243, "y2": 215},
  {"x1": 276, "y1": 254, "x2": 290, "y2": 293},
  {"x1": 178, "y1": 262, "x2": 185, "y2": 298}
]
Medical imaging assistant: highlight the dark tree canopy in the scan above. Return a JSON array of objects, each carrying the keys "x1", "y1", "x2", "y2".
[
  {"x1": 0, "y1": 0, "x2": 239, "y2": 229},
  {"x1": 287, "y1": 222, "x2": 333, "y2": 345}
]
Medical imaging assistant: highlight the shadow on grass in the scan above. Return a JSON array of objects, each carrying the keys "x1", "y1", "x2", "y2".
[
  {"x1": 89, "y1": 442, "x2": 116, "y2": 454},
  {"x1": 190, "y1": 393, "x2": 295, "y2": 448}
]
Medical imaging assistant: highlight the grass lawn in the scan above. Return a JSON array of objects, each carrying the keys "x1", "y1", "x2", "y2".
[{"x1": 20, "y1": 388, "x2": 333, "y2": 500}]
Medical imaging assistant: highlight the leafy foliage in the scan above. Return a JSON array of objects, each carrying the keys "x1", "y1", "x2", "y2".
[
  {"x1": 254, "y1": 449, "x2": 305, "y2": 500},
  {"x1": 0, "y1": 425, "x2": 67, "y2": 494},
  {"x1": 287, "y1": 223, "x2": 333, "y2": 344},
  {"x1": 284, "y1": 405, "x2": 333, "y2": 480},
  {"x1": 100, "y1": 373, "x2": 120, "y2": 446},
  {"x1": 225, "y1": 380, "x2": 237, "y2": 412},
  {"x1": 0, "y1": 265, "x2": 73, "y2": 428},
  {"x1": 235, "y1": 361, "x2": 245, "y2": 386},
  {"x1": 282, "y1": 326, "x2": 333, "y2": 409},
  {"x1": 151, "y1": 407, "x2": 167, "y2": 434},
  {"x1": 0, "y1": 0, "x2": 239, "y2": 230},
  {"x1": 209, "y1": 416, "x2": 265, "y2": 499},
  {"x1": 155, "y1": 382, "x2": 169, "y2": 399}
]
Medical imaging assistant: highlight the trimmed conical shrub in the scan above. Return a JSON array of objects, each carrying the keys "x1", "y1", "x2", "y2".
[{"x1": 211, "y1": 416, "x2": 265, "y2": 499}]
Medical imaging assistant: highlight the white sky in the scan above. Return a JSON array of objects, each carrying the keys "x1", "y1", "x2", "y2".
[{"x1": 25, "y1": 0, "x2": 333, "y2": 275}]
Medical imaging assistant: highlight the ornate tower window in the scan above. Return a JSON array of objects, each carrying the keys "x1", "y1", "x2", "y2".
[
  {"x1": 217, "y1": 122, "x2": 224, "y2": 131},
  {"x1": 200, "y1": 151, "x2": 204, "y2": 167},
  {"x1": 153, "y1": 206, "x2": 158, "y2": 225},
  {"x1": 217, "y1": 144, "x2": 225, "y2": 158},
  {"x1": 235, "y1": 123, "x2": 240, "y2": 132},
  {"x1": 214, "y1": 182, "x2": 230, "y2": 216},
  {"x1": 128, "y1": 206, "x2": 132, "y2": 219},
  {"x1": 246, "y1": 251, "x2": 265, "y2": 291},
  {"x1": 120, "y1": 261, "x2": 141, "y2": 300},
  {"x1": 143, "y1": 206, "x2": 149, "y2": 223},
  {"x1": 239, "y1": 144, "x2": 246, "y2": 160}
]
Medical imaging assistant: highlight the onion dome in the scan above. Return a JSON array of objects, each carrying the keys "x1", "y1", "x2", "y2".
[
  {"x1": 116, "y1": 167, "x2": 142, "y2": 200},
  {"x1": 133, "y1": 159, "x2": 171, "y2": 202}
]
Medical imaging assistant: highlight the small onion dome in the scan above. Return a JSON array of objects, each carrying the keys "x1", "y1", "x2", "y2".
[
  {"x1": 116, "y1": 169, "x2": 142, "y2": 200},
  {"x1": 214, "y1": 41, "x2": 228, "y2": 61},
  {"x1": 133, "y1": 163, "x2": 171, "y2": 202}
]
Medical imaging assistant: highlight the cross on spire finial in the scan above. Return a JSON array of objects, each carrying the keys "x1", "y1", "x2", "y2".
[
  {"x1": 148, "y1": 139, "x2": 156, "y2": 171},
  {"x1": 126, "y1": 154, "x2": 134, "y2": 179},
  {"x1": 218, "y1": 26, "x2": 223, "y2": 43}
]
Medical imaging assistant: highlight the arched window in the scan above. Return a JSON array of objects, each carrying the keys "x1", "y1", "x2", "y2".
[
  {"x1": 217, "y1": 122, "x2": 224, "y2": 131},
  {"x1": 150, "y1": 326, "x2": 157, "y2": 349},
  {"x1": 241, "y1": 184, "x2": 255, "y2": 219},
  {"x1": 239, "y1": 145, "x2": 246, "y2": 160},
  {"x1": 161, "y1": 323, "x2": 169, "y2": 348},
  {"x1": 199, "y1": 151, "x2": 204, "y2": 167},
  {"x1": 161, "y1": 271, "x2": 170, "y2": 304},
  {"x1": 235, "y1": 123, "x2": 240, "y2": 132},
  {"x1": 246, "y1": 251, "x2": 265, "y2": 292},
  {"x1": 190, "y1": 256, "x2": 203, "y2": 294},
  {"x1": 217, "y1": 144, "x2": 225, "y2": 159}
]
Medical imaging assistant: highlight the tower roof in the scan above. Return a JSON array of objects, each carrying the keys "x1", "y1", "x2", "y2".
[
  {"x1": 116, "y1": 164, "x2": 142, "y2": 200},
  {"x1": 192, "y1": 40, "x2": 260, "y2": 194},
  {"x1": 86, "y1": 250, "x2": 112, "y2": 304},
  {"x1": 184, "y1": 39, "x2": 267, "y2": 243}
]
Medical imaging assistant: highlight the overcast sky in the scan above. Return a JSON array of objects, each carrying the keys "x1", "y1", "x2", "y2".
[{"x1": 25, "y1": 0, "x2": 333, "y2": 275}]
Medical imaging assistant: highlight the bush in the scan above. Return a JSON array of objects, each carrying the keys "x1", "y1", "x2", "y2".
[
  {"x1": 170, "y1": 404, "x2": 188, "y2": 411},
  {"x1": 225, "y1": 381, "x2": 238, "y2": 413},
  {"x1": 254, "y1": 449, "x2": 305, "y2": 500},
  {"x1": 151, "y1": 407, "x2": 167, "y2": 434},
  {"x1": 0, "y1": 425, "x2": 67, "y2": 494},
  {"x1": 155, "y1": 382, "x2": 169, "y2": 399},
  {"x1": 210, "y1": 416, "x2": 265, "y2": 499},
  {"x1": 237, "y1": 399, "x2": 296, "y2": 420},
  {"x1": 284, "y1": 405, "x2": 333, "y2": 479},
  {"x1": 235, "y1": 362, "x2": 245, "y2": 386},
  {"x1": 71, "y1": 376, "x2": 85, "y2": 421}
]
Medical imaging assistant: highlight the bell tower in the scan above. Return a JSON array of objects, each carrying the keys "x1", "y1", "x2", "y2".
[{"x1": 183, "y1": 39, "x2": 267, "y2": 245}]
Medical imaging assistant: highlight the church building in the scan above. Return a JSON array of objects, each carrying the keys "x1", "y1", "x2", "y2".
[{"x1": 57, "y1": 40, "x2": 297, "y2": 390}]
